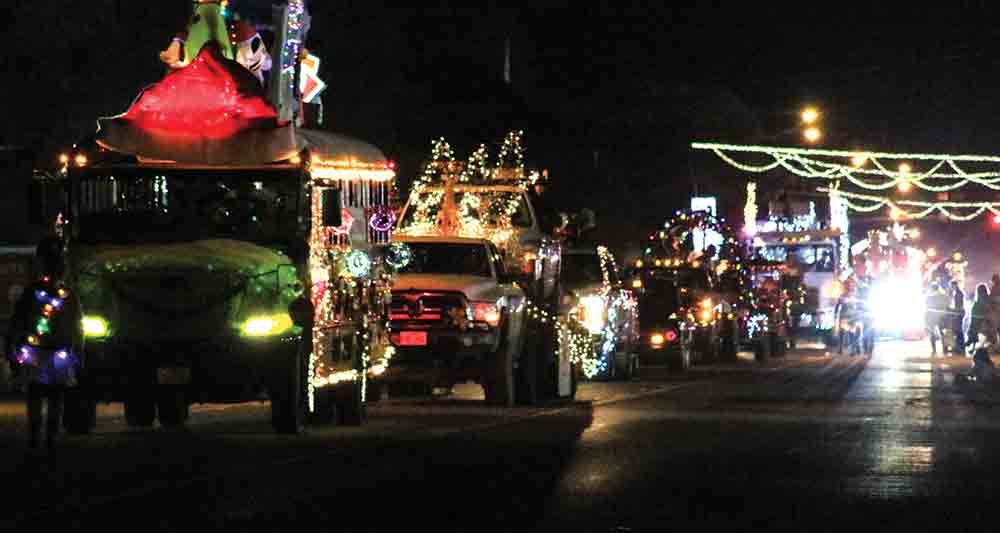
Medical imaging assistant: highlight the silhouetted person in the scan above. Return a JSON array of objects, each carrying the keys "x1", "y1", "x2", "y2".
[
  {"x1": 968, "y1": 283, "x2": 994, "y2": 352},
  {"x1": 951, "y1": 281, "x2": 966, "y2": 354},
  {"x1": 6, "y1": 236, "x2": 82, "y2": 448},
  {"x1": 925, "y1": 282, "x2": 948, "y2": 355}
]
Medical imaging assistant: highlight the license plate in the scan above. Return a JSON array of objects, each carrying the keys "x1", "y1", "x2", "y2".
[
  {"x1": 399, "y1": 331, "x2": 428, "y2": 346},
  {"x1": 157, "y1": 367, "x2": 192, "y2": 385}
]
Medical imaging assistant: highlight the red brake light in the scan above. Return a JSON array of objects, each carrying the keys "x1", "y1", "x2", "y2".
[{"x1": 664, "y1": 330, "x2": 678, "y2": 342}]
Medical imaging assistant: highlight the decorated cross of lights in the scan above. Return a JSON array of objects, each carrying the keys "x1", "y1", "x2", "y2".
[
  {"x1": 819, "y1": 187, "x2": 1000, "y2": 221},
  {"x1": 691, "y1": 142, "x2": 1000, "y2": 192},
  {"x1": 397, "y1": 131, "x2": 545, "y2": 243}
]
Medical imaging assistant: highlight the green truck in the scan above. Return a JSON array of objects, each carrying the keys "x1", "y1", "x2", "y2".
[
  {"x1": 58, "y1": 129, "x2": 397, "y2": 433},
  {"x1": 22, "y1": 0, "x2": 399, "y2": 433}
]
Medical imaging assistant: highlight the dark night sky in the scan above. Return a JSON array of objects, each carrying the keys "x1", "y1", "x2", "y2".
[{"x1": 6, "y1": 2, "x2": 1000, "y2": 272}]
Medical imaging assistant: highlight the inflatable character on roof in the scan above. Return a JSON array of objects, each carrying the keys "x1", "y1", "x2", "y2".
[
  {"x1": 232, "y1": 19, "x2": 272, "y2": 84},
  {"x1": 160, "y1": 0, "x2": 234, "y2": 69}
]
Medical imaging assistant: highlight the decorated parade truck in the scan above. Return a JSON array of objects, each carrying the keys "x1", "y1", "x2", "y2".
[
  {"x1": 17, "y1": 0, "x2": 401, "y2": 433},
  {"x1": 389, "y1": 135, "x2": 595, "y2": 403},
  {"x1": 750, "y1": 191, "x2": 847, "y2": 344},
  {"x1": 633, "y1": 209, "x2": 745, "y2": 365}
]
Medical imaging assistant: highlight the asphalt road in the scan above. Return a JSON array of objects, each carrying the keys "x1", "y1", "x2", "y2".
[{"x1": 2, "y1": 339, "x2": 1000, "y2": 532}]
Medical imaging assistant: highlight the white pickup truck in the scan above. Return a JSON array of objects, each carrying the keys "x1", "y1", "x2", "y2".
[{"x1": 384, "y1": 235, "x2": 574, "y2": 405}]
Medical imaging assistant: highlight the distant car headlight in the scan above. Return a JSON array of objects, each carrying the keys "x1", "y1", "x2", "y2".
[
  {"x1": 241, "y1": 313, "x2": 295, "y2": 337},
  {"x1": 82, "y1": 315, "x2": 109, "y2": 338}
]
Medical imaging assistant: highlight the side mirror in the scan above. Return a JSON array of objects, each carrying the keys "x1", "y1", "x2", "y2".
[
  {"x1": 321, "y1": 188, "x2": 342, "y2": 228},
  {"x1": 287, "y1": 239, "x2": 309, "y2": 263},
  {"x1": 539, "y1": 212, "x2": 561, "y2": 234},
  {"x1": 288, "y1": 296, "x2": 314, "y2": 329}
]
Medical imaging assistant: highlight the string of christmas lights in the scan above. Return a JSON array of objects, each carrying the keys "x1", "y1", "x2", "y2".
[
  {"x1": 817, "y1": 187, "x2": 1000, "y2": 221},
  {"x1": 692, "y1": 142, "x2": 1000, "y2": 192},
  {"x1": 744, "y1": 181, "x2": 757, "y2": 236}
]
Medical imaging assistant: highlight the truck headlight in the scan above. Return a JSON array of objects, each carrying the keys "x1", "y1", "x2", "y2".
[
  {"x1": 82, "y1": 315, "x2": 109, "y2": 338},
  {"x1": 241, "y1": 313, "x2": 294, "y2": 337},
  {"x1": 822, "y1": 281, "x2": 844, "y2": 299},
  {"x1": 470, "y1": 302, "x2": 501, "y2": 327},
  {"x1": 577, "y1": 295, "x2": 607, "y2": 334}
]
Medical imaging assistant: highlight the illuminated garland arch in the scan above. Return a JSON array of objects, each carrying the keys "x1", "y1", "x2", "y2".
[
  {"x1": 691, "y1": 142, "x2": 1000, "y2": 192},
  {"x1": 817, "y1": 187, "x2": 1000, "y2": 221}
]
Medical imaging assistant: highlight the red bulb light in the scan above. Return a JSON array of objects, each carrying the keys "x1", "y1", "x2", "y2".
[{"x1": 992, "y1": 214, "x2": 1000, "y2": 224}]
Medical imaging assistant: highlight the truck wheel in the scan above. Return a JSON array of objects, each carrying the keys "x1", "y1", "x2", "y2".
[
  {"x1": 569, "y1": 362, "x2": 578, "y2": 400},
  {"x1": 772, "y1": 335, "x2": 787, "y2": 357},
  {"x1": 271, "y1": 347, "x2": 305, "y2": 434},
  {"x1": 336, "y1": 378, "x2": 366, "y2": 426},
  {"x1": 720, "y1": 322, "x2": 739, "y2": 362},
  {"x1": 63, "y1": 387, "x2": 97, "y2": 435},
  {"x1": 306, "y1": 389, "x2": 336, "y2": 425},
  {"x1": 157, "y1": 387, "x2": 189, "y2": 429},
  {"x1": 484, "y1": 322, "x2": 515, "y2": 407},
  {"x1": 667, "y1": 345, "x2": 691, "y2": 372},
  {"x1": 615, "y1": 352, "x2": 637, "y2": 380},
  {"x1": 754, "y1": 337, "x2": 771, "y2": 362},
  {"x1": 124, "y1": 393, "x2": 156, "y2": 428},
  {"x1": 515, "y1": 336, "x2": 538, "y2": 406}
]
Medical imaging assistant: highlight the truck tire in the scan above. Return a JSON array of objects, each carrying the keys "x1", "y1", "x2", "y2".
[
  {"x1": 63, "y1": 387, "x2": 97, "y2": 434},
  {"x1": 615, "y1": 352, "x2": 637, "y2": 380},
  {"x1": 337, "y1": 378, "x2": 366, "y2": 426},
  {"x1": 770, "y1": 333, "x2": 785, "y2": 357},
  {"x1": 270, "y1": 344, "x2": 305, "y2": 434},
  {"x1": 124, "y1": 392, "x2": 156, "y2": 427},
  {"x1": 754, "y1": 337, "x2": 771, "y2": 361},
  {"x1": 484, "y1": 320, "x2": 516, "y2": 407},
  {"x1": 719, "y1": 320, "x2": 739, "y2": 362},
  {"x1": 306, "y1": 389, "x2": 336, "y2": 425},
  {"x1": 515, "y1": 334, "x2": 538, "y2": 406},
  {"x1": 569, "y1": 362, "x2": 578, "y2": 400},
  {"x1": 157, "y1": 386, "x2": 189, "y2": 429},
  {"x1": 667, "y1": 345, "x2": 692, "y2": 372}
]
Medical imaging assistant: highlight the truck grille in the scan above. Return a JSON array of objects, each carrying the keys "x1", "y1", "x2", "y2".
[{"x1": 390, "y1": 291, "x2": 467, "y2": 330}]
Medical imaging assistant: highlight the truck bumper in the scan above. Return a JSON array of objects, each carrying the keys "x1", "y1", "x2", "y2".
[
  {"x1": 383, "y1": 328, "x2": 499, "y2": 386},
  {"x1": 83, "y1": 335, "x2": 299, "y2": 403}
]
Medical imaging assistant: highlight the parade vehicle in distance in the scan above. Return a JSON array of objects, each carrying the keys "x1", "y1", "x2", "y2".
[
  {"x1": 628, "y1": 264, "x2": 696, "y2": 371},
  {"x1": 751, "y1": 228, "x2": 839, "y2": 337},
  {"x1": 635, "y1": 209, "x2": 746, "y2": 364},
  {"x1": 560, "y1": 242, "x2": 639, "y2": 380},
  {"x1": 388, "y1": 135, "x2": 585, "y2": 403},
  {"x1": 851, "y1": 224, "x2": 927, "y2": 341},
  {"x1": 740, "y1": 259, "x2": 793, "y2": 359},
  {"x1": 25, "y1": 1, "x2": 401, "y2": 433}
]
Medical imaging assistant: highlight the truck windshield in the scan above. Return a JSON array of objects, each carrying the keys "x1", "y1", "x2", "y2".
[
  {"x1": 561, "y1": 253, "x2": 604, "y2": 286},
  {"x1": 638, "y1": 276, "x2": 681, "y2": 327},
  {"x1": 73, "y1": 174, "x2": 299, "y2": 245},
  {"x1": 396, "y1": 242, "x2": 493, "y2": 277},
  {"x1": 756, "y1": 244, "x2": 835, "y2": 273},
  {"x1": 398, "y1": 190, "x2": 533, "y2": 231}
]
